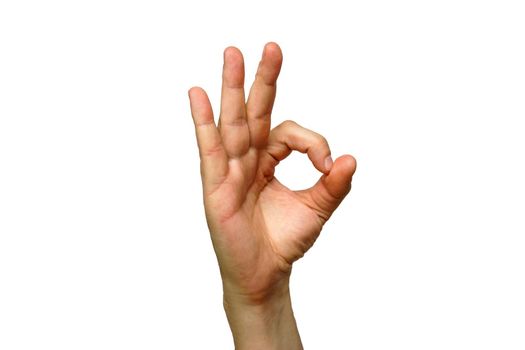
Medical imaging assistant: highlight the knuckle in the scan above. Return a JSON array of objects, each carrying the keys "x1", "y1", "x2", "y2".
[
  {"x1": 314, "y1": 134, "x2": 328, "y2": 147},
  {"x1": 225, "y1": 117, "x2": 247, "y2": 127},
  {"x1": 280, "y1": 119, "x2": 297, "y2": 129},
  {"x1": 201, "y1": 143, "x2": 224, "y2": 157}
]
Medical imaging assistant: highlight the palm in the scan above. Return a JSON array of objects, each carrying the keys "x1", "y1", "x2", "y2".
[
  {"x1": 204, "y1": 150, "x2": 322, "y2": 294},
  {"x1": 258, "y1": 177, "x2": 323, "y2": 263},
  {"x1": 189, "y1": 43, "x2": 356, "y2": 301}
]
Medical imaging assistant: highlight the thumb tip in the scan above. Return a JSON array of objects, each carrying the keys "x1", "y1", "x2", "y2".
[
  {"x1": 334, "y1": 154, "x2": 357, "y2": 178},
  {"x1": 323, "y1": 154, "x2": 356, "y2": 199}
]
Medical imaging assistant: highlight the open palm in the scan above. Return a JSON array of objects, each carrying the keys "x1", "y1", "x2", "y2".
[{"x1": 188, "y1": 43, "x2": 356, "y2": 303}]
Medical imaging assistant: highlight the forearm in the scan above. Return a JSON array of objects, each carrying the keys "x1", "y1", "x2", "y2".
[{"x1": 223, "y1": 285, "x2": 303, "y2": 350}]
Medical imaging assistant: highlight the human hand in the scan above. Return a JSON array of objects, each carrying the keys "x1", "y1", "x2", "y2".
[{"x1": 188, "y1": 42, "x2": 356, "y2": 349}]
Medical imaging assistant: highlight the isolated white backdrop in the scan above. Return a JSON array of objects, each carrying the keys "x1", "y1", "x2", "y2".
[{"x1": 1, "y1": 0, "x2": 524, "y2": 349}]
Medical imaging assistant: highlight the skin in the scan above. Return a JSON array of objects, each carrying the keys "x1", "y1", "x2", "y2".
[{"x1": 188, "y1": 42, "x2": 357, "y2": 350}]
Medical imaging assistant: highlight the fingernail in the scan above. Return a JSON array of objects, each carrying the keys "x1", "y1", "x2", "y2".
[{"x1": 324, "y1": 156, "x2": 333, "y2": 172}]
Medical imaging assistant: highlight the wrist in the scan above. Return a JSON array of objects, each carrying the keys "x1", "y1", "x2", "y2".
[{"x1": 223, "y1": 282, "x2": 303, "y2": 350}]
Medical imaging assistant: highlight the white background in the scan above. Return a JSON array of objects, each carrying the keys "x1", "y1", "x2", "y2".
[{"x1": 1, "y1": 0, "x2": 524, "y2": 349}]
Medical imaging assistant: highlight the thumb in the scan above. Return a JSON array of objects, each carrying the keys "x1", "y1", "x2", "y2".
[{"x1": 297, "y1": 154, "x2": 357, "y2": 222}]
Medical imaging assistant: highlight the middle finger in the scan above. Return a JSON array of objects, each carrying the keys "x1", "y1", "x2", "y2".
[{"x1": 218, "y1": 46, "x2": 250, "y2": 158}]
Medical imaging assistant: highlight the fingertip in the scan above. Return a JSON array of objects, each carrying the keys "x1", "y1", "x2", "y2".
[
  {"x1": 224, "y1": 46, "x2": 243, "y2": 62},
  {"x1": 263, "y1": 42, "x2": 283, "y2": 67},
  {"x1": 324, "y1": 155, "x2": 333, "y2": 173},
  {"x1": 188, "y1": 86, "x2": 204, "y2": 98},
  {"x1": 264, "y1": 42, "x2": 282, "y2": 56},
  {"x1": 188, "y1": 86, "x2": 196, "y2": 97}
]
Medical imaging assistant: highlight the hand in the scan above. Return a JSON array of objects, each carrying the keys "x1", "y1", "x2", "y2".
[{"x1": 188, "y1": 42, "x2": 356, "y2": 349}]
